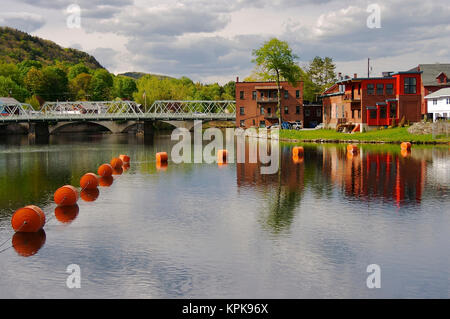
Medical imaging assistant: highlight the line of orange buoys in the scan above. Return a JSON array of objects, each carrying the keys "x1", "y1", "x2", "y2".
[{"x1": 9, "y1": 154, "x2": 131, "y2": 257}]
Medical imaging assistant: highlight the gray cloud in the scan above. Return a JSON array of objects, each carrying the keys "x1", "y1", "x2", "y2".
[
  {"x1": 0, "y1": 12, "x2": 45, "y2": 32},
  {"x1": 90, "y1": 47, "x2": 120, "y2": 70}
]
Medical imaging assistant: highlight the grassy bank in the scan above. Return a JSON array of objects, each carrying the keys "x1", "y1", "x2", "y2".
[{"x1": 279, "y1": 127, "x2": 450, "y2": 143}]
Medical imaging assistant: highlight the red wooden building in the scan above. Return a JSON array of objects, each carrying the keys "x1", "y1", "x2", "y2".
[{"x1": 321, "y1": 71, "x2": 422, "y2": 131}]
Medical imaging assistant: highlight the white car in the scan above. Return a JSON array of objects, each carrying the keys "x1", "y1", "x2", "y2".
[
  {"x1": 314, "y1": 123, "x2": 324, "y2": 130},
  {"x1": 291, "y1": 121, "x2": 303, "y2": 130}
]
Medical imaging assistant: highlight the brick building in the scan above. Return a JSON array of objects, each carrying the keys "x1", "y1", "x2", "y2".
[
  {"x1": 407, "y1": 63, "x2": 450, "y2": 117},
  {"x1": 235, "y1": 78, "x2": 303, "y2": 128},
  {"x1": 321, "y1": 71, "x2": 422, "y2": 131}
]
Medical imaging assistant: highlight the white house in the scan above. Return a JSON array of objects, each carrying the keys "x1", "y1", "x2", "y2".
[{"x1": 424, "y1": 88, "x2": 450, "y2": 121}]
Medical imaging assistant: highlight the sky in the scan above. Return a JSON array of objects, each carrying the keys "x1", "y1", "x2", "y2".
[{"x1": 0, "y1": 0, "x2": 449, "y2": 84}]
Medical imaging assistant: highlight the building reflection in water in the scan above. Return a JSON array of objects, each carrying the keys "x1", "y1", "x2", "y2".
[{"x1": 322, "y1": 146, "x2": 426, "y2": 207}]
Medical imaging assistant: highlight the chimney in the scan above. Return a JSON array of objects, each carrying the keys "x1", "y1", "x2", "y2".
[
  {"x1": 236, "y1": 76, "x2": 239, "y2": 83},
  {"x1": 338, "y1": 72, "x2": 342, "y2": 80},
  {"x1": 354, "y1": 73, "x2": 358, "y2": 79}
]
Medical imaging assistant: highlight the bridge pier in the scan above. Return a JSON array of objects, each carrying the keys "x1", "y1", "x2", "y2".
[
  {"x1": 28, "y1": 122, "x2": 49, "y2": 138},
  {"x1": 136, "y1": 121, "x2": 154, "y2": 136}
]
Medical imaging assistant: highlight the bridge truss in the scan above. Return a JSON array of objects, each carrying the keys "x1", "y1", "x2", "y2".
[{"x1": 0, "y1": 100, "x2": 236, "y2": 122}]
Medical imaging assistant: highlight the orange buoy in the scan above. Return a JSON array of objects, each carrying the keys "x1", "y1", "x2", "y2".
[
  {"x1": 156, "y1": 152, "x2": 168, "y2": 163},
  {"x1": 292, "y1": 154, "x2": 304, "y2": 164},
  {"x1": 123, "y1": 163, "x2": 130, "y2": 172},
  {"x1": 11, "y1": 205, "x2": 46, "y2": 233},
  {"x1": 98, "y1": 176, "x2": 114, "y2": 187},
  {"x1": 347, "y1": 144, "x2": 358, "y2": 153},
  {"x1": 54, "y1": 205, "x2": 79, "y2": 224},
  {"x1": 98, "y1": 163, "x2": 113, "y2": 177},
  {"x1": 156, "y1": 161, "x2": 168, "y2": 171},
  {"x1": 401, "y1": 149, "x2": 411, "y2": 158},
  {"x1": 110, "y1": 157, "x2": 123, "y2": 169},
  {"x1": 292, "y1": 146, "x2": 304, "y2": 157},
  {"x1": 80, "y1": 173, "x2": 99, "y2": 190},
  {"x1": 401, "y1": 142, "x2": 411, "y2": 151},
  {"x1": 54, "y1": 185, "x2": 79, "y2": 207},
  {"x1": 12, "y1": 229, "x2": 46, "y2": 257},
  {"x1": 217, "y1": 149, "x2": 228, "y2": 164},
  {"x1": 119, "y1": 154, "x2": 130, "y2": 163},
  {"x1": 80, "y1": 188, "x2": 100, "y2": 202},
  {"x1": 112, "y1": 166, "x2": 123, "y2": 175}
]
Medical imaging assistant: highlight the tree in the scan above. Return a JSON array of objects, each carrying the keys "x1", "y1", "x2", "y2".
[
  {"x1": 23, "y1": 67, "x2": 45, "y2": 97},
  {"x1": 69, "y1": 72, "x2": 92, "y2": 100},
  {"x1": 0, "y1": 63, "x2": 21, "y2": 85},
  {"x1": 0, "y1": 75, "x2": 30, "y2": 102},
  {"x1": 306, "y1": 56, "x2": 337, "y2": 99},
  {"x1": 252, "y1": 38, "x2": 302, "y2": 126},
  {"x1": 68, "y1": 63, "x2": 91, "y2": 80},
  {"x1": 41, "y1": 66, "x2": 69, "y2": 101},
  {"x1": 89, "y1": 69, "x2": 113, "y2": 100},
  {"x1": 113, "y1": 76, "x2": 137, "y2": 100}
]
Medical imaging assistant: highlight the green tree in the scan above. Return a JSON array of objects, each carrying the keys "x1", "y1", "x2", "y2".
[
  {"x1": 0, "y1": 75, "x2": 30, "y2": 102},
  {"x1": 68, "y1": 63, "x2": 91, "y2": 80},
  {"x1": 41, "y1": 66, "x2": 69, "y2": 100},
  {"x1": 133, "y1": 75, "x2": 173, "y2": 111},
  {"x1": 0, "y1": 63, "x2": 21, "y2": 85},
  {"x1": 252, "y1": 38, "x2": 302, "y2": 126},
  {"x1": 89, "y1": 69, "x2": 113, "y2": 100},
  {"x1": 23, "y1": 67, "x2": 45, "y2": 97},
  {"x1": 222, "y1": 81, "x2": 235, "y2": 100},
  {"x1": 306, "y1": 56, "x2": 337, "y2": 98},
  {"x1": 69, "y1": 72, "x2": 92, "y2": 100},
  {"x1": 113, "y1": 76, "x2": 137, "y2": 100},
  {"x1": 25, "y1": 95, "x2": 41, "y2": 110}
]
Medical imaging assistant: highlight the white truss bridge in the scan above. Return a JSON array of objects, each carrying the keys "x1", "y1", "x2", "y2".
[{"x1": 0, "y1": 100, "x2": 236, "y2": 123}]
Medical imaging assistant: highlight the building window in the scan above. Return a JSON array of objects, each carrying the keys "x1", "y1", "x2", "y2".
[
  {"x1": 240, "y1": 91, "x2": 244, "y2": 99},
  {"x1": 296, "y1": 90, "x2": 300, "y2": 98},
  {"x1": 296, "y1": 105, "x2": 300, "y2": 114},
  {"x1": 253, "y1": 119, "x2": 255, "y2": 125},
  {"x1": 252, "y1": 91, "x2": 256, "y2": 100},
  {"x1": 358, "y1": 84, "x2": 361, "y2": 95},
  {"x1": 358, "y1": 110, "x2": 361, "y2": 118},
  {"x1": 433, "y1": 99, "x2": 437, "y2": 105},
  {"x1": 284, "y1": 106, "x2": 289, "y2": 114},
  {"x1": 305, "y1": 109, "x2": 310, "y2": 116},
  {"x1": 447, "y1": 98, "x2": 450, "y2": 104},
  {"x1": 390, "y1": 103, "x2": 397, "y2": 118},
  {"x1": 404, "y1": 77, "x2": 417, "y2": 94},
  {"x1": 376, "y1": 84, "x2": 384, "y2": 95},
  {"x1": 260, "y1": 121, "x2": 266, "y2": 128},
  {"x1": 367, "y1": 84, "x2": 374, "y2": 95},
  {"x1": 240, "y1": 107, "x2": 245, "y2": 115},
  {"x1": 268, "y1": 91, "x2": 271, "y2": 98},
  {"x1": 386, "y1": 83, "x2": 394, "y2": 95},
  {"x1": 370, "y1": 110, "x2": 377, "y2": 119},
  {"x1": 240, "y1": 120, "x2": 245, "y2": 127},
  {"x1": 260, "y1": 107, "x2": 264, "y2": 115},
  {"x1": 268, "y1": 107, "x2": 271, "y2": 114},
  {"x1": 317, "y1": 109, "x2": 321, "y2": 117},
  {"x1": 284, "y1": 90, "x2": 288, "y2": 99},
  {"x1": 260, "y1": 91, "x2": 264, "y2": 99},
  {"x1": 342, "y1": 105, "x2": 345, "y2": 118}
]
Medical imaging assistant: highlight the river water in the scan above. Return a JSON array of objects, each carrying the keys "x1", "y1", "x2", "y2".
[{"x1": 0, "y1": 132, "x2": 448, "y2": 298}]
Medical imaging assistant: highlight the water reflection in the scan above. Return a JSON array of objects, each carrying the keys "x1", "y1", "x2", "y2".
[{"x1": 12, "y1": 229, "x2": 46, "y2": 257}]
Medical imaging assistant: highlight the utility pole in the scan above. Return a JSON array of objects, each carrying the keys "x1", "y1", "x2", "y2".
[{"x1": 367, "y1": 58, "x2": 370, "y2": 78}]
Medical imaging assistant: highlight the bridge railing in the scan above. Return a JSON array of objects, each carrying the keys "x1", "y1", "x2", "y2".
[{"x1": 0, "y1": 100, "x2": 236, "y2": 122}]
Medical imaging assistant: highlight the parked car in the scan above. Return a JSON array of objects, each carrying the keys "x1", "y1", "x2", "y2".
[
  {"x1": 314, "y1": 123, "x2": 324, "y2": 130},
  {"x1": 268, "y1": 123, "x2": 280, "y2": 129},
  {"x1": 291, "y1": 121, "x2": 303, "y2": 130}
]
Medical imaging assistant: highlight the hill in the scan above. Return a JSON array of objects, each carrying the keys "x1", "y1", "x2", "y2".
[
  {"x1": 0, "y1": 26, "x2": 103, "y2": 69},
  {"x1": 118, "y1": 71, "x2": 174, "y2": 80}
]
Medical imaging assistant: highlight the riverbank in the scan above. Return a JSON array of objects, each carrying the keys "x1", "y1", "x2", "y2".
[{"x1": 279, "y1": 127, "x2": 449, "y2": 144}]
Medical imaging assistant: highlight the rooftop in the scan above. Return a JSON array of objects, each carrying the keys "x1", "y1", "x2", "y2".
[
  {"x1": 408, "y1": 63, "x2": 450, "y2": 86},
  {"x1": 424, "y1": 87, "x2": 450, "y2": 99}
]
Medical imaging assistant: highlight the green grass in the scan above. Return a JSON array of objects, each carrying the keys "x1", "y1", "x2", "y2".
[{"x1": 279, "y1": 127, "x2": 450, "y2": 143}]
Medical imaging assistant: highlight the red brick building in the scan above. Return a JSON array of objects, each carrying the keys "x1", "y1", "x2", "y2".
[
  {"x1": 235, "y1": 78, "x2": 303, "y2": 128},
  {"x1": 321, "y1": 71, "x2": 422, "y2": 131},
  {"x1": 407, "y1": 64, "x2": 450, "y2": 117}
]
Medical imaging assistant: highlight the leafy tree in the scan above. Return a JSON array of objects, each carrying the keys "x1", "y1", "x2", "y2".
[
  {"x1": 0, "y1": 75, "x2": 30, "y2": 102},
  {"x1": 25, "y1": 95, "x2": 41, "y2": 110},
  {"x1": 133, "y1": 75, "x2": 173, "y2": 111},
  {"x1": 68, "y1": 63, "x2": 91, "y2": 80},
  {"x1": 0, "y1": 63, "x2": 21, "y2": 85},
  {"x1": 306, "y1": 56, "x2": 337, "y2": 97},
  {"x1": 113, "y1": 76, "x2": 137, "y2": 100},
  {"x1": 41, "y1": 66, "x2": 69, "y2": 100},
  {"x1": 90, "y1": 69, "x2": 113, "y2": 100},
  {"x1": 69, "y1": 72, "x2": 92, "y2": 100},
  {"x1": 252, "y1": 38, "x2": 302, "y2": 126},
  {"x1": 23, "y1": 67, "x2": 45, "y2": 97},
  {"x1": 222, "y1": 81, "x2": 235, "y2": 100}
]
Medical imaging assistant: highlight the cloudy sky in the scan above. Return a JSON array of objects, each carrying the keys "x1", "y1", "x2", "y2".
[{"x1": 1, "y1": 0, "x2": 449, "y2": 84}]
